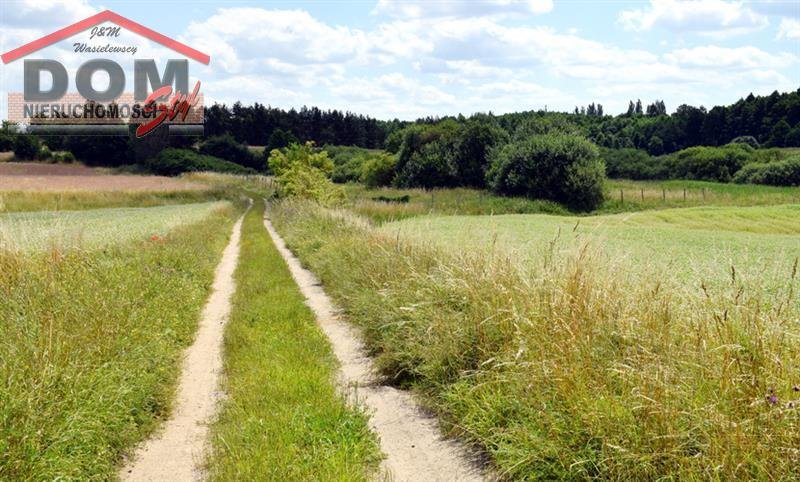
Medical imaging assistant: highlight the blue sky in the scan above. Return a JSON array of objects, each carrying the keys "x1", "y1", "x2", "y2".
[{"x1": 1, "y1": 0, "x2": 798, "y2": 120}]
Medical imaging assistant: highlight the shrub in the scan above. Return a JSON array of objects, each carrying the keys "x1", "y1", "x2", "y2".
[
  {"x1": 37, "y1": 145, "x2": 52, "y2": 161},
  {"x1": 13, "y1": 134, "x2": 41, "y2": 160},
  {"x1": 199, "y1": 134, "x2": 261, "y2": 170},
  {"x1": 268, "y1": 142, "x2": 344, "y2": 206},
  {"x1": 730, "y1": 135, "x2": 760, "y2": 148},
  {"x1": 265, "y1": 128, "x2": 297, "y2": 153},
  {"x1": 601, "y1": 147, "x2": 669, "y2": 179},
  {"x1": 268, "y1": 142, "x2": 334, "y2": 177},
  {"x1": 394, "y1": 122, "x2": 459, "y2": 188},
  {"x1": 52, "y1": 151, "x2": 76, "y2": 163},
  {"x1": 733, "y1": 156, "x2": 800, "y2": 186},
  {"x1": 667, "y1": 144, "x2": 753, "y2": 182},
  {"x1": 487, "y1": 133, "x2": 606, "y2": 211},
  {"x1": 65, "y1": 135, "x2": 132, "y2": 167},
  {"x1": 453, "y1": 121, "x2": 509, "y2": 187},
  {"x1": 360, "y1": 153, "x2": 397, "y2": 187},
  {"x1": 326, "y1": 145, "x2": 374, "y2": 183},
  {"x1": 0, "y1": 133, "x2": 14, "y2": 152},
  {"x1": 147, "y1": 148, "x2": 255, "y2": 176}
]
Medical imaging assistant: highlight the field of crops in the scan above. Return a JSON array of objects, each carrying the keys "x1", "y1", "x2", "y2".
[
  {"x1": 379, "y1": 204, "x2": 800, "y2": 290},
  {"x1": 0, "y1": 202, "x2": 229, "y2": 252}
]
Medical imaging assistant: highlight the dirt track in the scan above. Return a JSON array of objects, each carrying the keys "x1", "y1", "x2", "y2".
[
  {"x1": 263, "y1": 207, "x2": 489, "y2": 482},
  {"x1": 119, "y1": 210, "x2": 246, "y2": 482}
]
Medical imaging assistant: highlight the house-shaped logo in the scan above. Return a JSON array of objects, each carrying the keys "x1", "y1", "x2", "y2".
[{"x1": 2, "y1": 10, "x2": 210, "y2": 137}]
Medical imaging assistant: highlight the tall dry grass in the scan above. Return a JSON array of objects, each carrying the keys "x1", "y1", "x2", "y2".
[{"x1": 271, "y1": 200, "x2": 800, "y2": 480}]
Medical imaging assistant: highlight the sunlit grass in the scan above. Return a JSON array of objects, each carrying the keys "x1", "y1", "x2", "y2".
[
  {"x1": 208, "y1": 201, "x2": 381, "y2": 480},
  {"x1": 0, "y1": 203, "x2": 240, "y2": 480},
  {"x1": 0, "y1": 202, "x2": 230, "y2": 252},
  {"x1": 271, "y1": 199, "x2": 800, "y2": 480}
]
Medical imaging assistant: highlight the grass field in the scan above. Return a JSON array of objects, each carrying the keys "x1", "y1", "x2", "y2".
[
  {"x1": 379, "y1": 204, "x2": 800, "y2": 290},
  {"x1": 0, "y1": 200, "x2": 241, "y2": 480},
  {"x1": 344, "y1": 180, "x2": 800, "y2": 223},
  {"x1": 208, "y1": 201, "x2": 381, "y2": 480},
  {"x1": 271, "y1": 198, "x2": 800, "y2": 480},
  {"x1": 0, "y1": 202, "x2": 229, "y2": 252}
]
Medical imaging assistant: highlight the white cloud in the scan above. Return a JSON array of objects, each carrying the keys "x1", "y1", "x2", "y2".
[
  {"x1": 373, "y1": 0, "x2": 553, "y2": 18},
  {"x1": 618, "y1": 0, "x2": 769, "y2": 37},
  {"x1": 776, "y1": 18, "x2": 800, "y2": 39},
  {"x1": 665, "y1": 45, "x2": 797, "y2": 70}
]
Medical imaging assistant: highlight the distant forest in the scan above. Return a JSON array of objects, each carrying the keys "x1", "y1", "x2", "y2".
[{"x1": 205, "y1": 89, "x2": 800, "y2": 154}]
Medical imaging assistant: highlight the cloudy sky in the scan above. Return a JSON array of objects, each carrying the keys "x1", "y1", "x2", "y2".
[{"x1": 0, "y1": 0, "x2": 798, "y2": 120}]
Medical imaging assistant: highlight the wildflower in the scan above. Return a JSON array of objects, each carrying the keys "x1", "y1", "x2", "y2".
[
  {"x1": 766, "y1": 394, "x2": 779, "y2": 405},
  {"x1": 151, "y1": 234, "x2": 163, "y2": 242},
  {"x1": 793, "y1": 385, "x2": 799, "y2": 392}
]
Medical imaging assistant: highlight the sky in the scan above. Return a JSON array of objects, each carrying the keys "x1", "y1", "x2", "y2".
[{"x1": 0, "y1": 0, "x2": 798, "y2": 120}]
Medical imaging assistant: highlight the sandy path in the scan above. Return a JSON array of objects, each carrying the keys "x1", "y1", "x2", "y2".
[
  {"x1": 263, "y1": 207, "x2": 489, "y2": 482},
  {"x1": 120, "y1": 209, "x2": 246, "y2": 482}
]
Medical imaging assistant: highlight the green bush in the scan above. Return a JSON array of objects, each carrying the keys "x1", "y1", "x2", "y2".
[
  {"x1": 52, "y1": 151, "x2": 76, "y2": 163},
  {"x1": 487, "y1": 133, "x2": 606, "y2": 211},
  {"x1": 601, "y1": 147, "x2": 670, "y2": 179},
  {"x1": 268, "y1": 142, "x2": 344, "y2": 206},
  {"x1": 13, "y1": 134, "x2": 41, "y2": 160},
  {"x1": 326, "y1": 145, "x2": 375, "y2": 183},
  {"x1": 147, "y1": 148, "x2": 255, "y2": 176},
  {"x1": 65, "y1": 135, "x2": 132, "y2": 167},
  {"x1": 37, "y1": 145, "x2": 52, "y2": 161},
  {"x1": 667, "y1": 144, "x2": 753, "y2": 182},
  {"x1": 265, "y1": 128, "x2": 297, "y2": 153},
  {"x1": 733, "y1": 156, "x2": 800, "y2": 186},
  {"x1": 730, "y1": 135, "x2": 759, "y2": 148},
  {"x1": 199, "y1": 134, "x2": 261, "y2": 170},
  {"x1": 359, "y1": 153, "x2": 397, "y2": 187},
  {"x1": 453, "y1": 121, "x2": 508, "y2": 187},
  {"x1": 394, "y1": 122, "x2": 459, "y2": 188},
  {"x1": 0, "y1": 133, "x2": 14, "y2": 152}
]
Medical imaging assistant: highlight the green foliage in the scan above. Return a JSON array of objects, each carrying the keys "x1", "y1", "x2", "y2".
[
  {"x1": 268, "y1": 142, "x2": 334, "y2": 177},
  {"x1": 12, "y1": 134, "x2": 41, "y2": 160},
  {"x1": 733, "y1": 156, "x2": 800, "y2": 186},
  {"x1": 37, "y1": 145, "x2": 52, "y2": 161},
  {"x1": 326, "y1": 145, "x2": 376, "y2": 183},
  {"x1": 148, "y1": 148, "x2": 255, "y2": 176},
  {"x1": 668, "y1": 144, "x2": 753, "y2": 182},
  {"x1": 602, "y1": 147, "x2": 669, "y2": 179},
  {"x1": 199, "y1": 134, "x2": 261, "y2": 170},
  {"x1": 269, "y1": 143, "x2": 344, "y2": 206},
  {"x1": 394, "y1": 121, "x2": 460, "y2": 189},
  {"x1": 51, "y1": 151, "x2": 76, "y2": 163},
  {"x1": 65, "y1": 135, "x2": 132, "y2": 167},
  {"x1": 487, "y1": 133, "x2": 606, "y2": 211},
  {"x1": 359, "y1": 152, "x2": 397, "y2": 187},
  {"x1": 0, "y1": 132, "x2": 14, "y2": 152},
  {"x1": 265, "y1": 128, "x2": 298, "y2": 153},
  {"x1": 452, "y1": 120, "x2": 509, "y2": 187},
  {"x1": 730, "y1": 135, "x2": 760, "y2": 148}
]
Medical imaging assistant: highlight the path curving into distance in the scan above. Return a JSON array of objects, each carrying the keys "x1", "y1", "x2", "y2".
[
  {"x1": 120, "y1": 208, "x2": 247, "y2": 482},
  {"x1": 263, "y1": 204, "x2": 489, "y2": 482}
]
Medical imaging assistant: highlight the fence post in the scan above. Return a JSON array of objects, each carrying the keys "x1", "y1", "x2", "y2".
[
  {"x1": 662, "y1": 188, "x2": 666, "y2": 202},
  {"x1": 702, "y1": 188, "x2": 706, "y2": 201},
  {"x1": 620, "y1": 189, "x2": 624, "y2": 204},
  {"x1": 683, "y1": 188, "x2": 687, "y2": 202},
  {"x1": 641, "y1": 188, "x2": 644, "y2": 201}
]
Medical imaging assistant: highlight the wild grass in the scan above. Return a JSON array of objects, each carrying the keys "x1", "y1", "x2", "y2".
[
  {"x1": 271, "y1": 200, "x2": 800, "y2": 480},
  {"x1": 0, "y1": 202, "x2": 241, "y2": 480},
  {"x1": 207, "y1": 201, "x2": 381, "y2": 480},
  {"x1": 0, "y1": 202, "x2": 230, "y2": 252},
  {"x1": 0, "y1": 189, "x2": 227, "y2": 213},
  {"x1": 344, "y1": 180, "x2": 800, "y2": 224}
]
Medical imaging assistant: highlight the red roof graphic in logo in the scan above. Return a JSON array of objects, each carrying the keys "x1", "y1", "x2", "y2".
[{"x1": 1, "y1": 10, "x2": 210, "y2": 64}]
